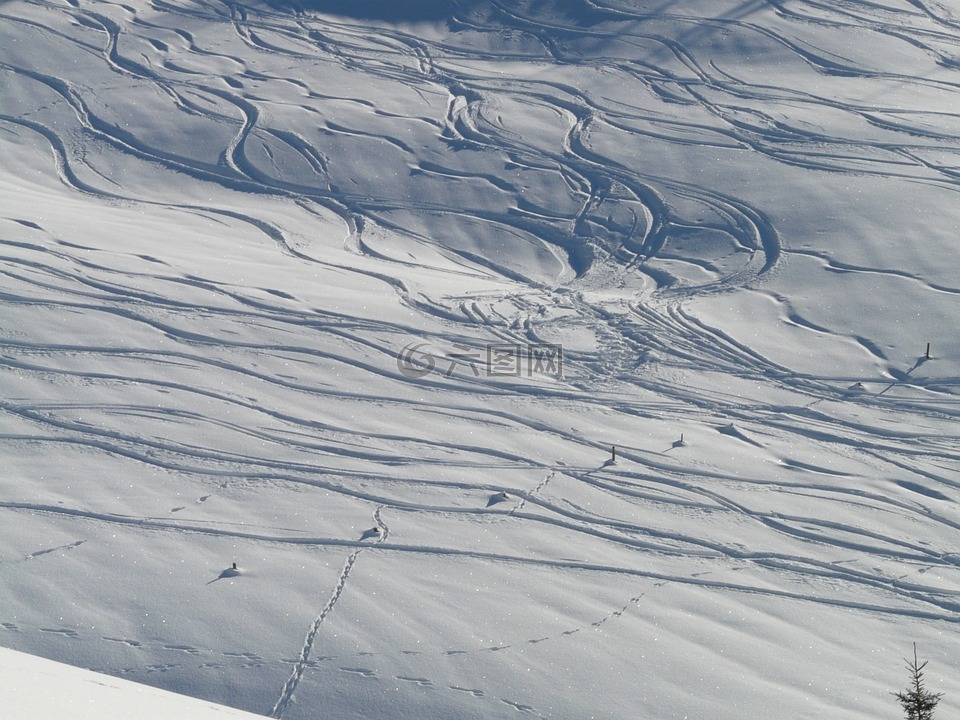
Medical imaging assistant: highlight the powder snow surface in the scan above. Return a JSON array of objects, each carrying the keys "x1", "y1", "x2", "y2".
[{"x1": 2, "y1": 1, "x2": 960, "y2": 718}]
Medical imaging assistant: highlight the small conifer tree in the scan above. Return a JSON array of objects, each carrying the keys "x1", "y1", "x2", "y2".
[{"x1": 894, "y1": 643, "x2": 942, "y2": 720}]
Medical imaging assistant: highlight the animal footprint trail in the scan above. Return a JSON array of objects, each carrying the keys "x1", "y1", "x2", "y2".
[
  {"x1": 25, "y1": 540, "x2": 86, "y2": 561},
  {"x1": 271, "y1": 508, "x2": 386, "y2": 719},
  {"x1": 510, "y1": 470, "x2": 556, "y2": 515},
  {"x1": 270, "y1": 549, "x2": 361, "y2": 718},
  {"x1": 591, "y1": 593, "x2": 645, "y2": 629}
]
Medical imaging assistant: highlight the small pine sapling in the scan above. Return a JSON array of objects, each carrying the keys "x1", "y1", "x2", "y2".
[{"x1": 894, "y1": 643, "x2": 942, "y2": 720}]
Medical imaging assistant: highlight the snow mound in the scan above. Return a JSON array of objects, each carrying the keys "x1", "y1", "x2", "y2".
[{"x1": 0, "y1": 647, "x2": 268, "y2": 720}]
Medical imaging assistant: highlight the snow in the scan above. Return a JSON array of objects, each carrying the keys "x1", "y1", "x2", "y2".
[
  {"x1": 0, "y1": 646, "x2": 268, "y2": 719},
  {"x1": 2, "y1": 0, "x2": 960, "y2": 718}
]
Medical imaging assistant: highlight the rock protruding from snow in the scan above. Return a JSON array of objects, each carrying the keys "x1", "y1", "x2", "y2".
[{"x1": 487, "y1": 491, "x2": 510, "y2": 507}]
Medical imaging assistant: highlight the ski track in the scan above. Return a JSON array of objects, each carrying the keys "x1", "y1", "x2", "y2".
[{"x1": 3, "y1": 0, "x2": 960, "y2": 717}]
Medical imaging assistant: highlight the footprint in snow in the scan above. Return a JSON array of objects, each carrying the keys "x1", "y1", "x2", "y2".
[
  {"x1": 396, "y1": 676, "x2": 433, "y2": 687},
  {"x1": 501, "y1": 699, "x2": 535, "y2": 713},
  {"x1": 40, "y1": 627, "x2": 79, "y2": 638},
  {"x1": 163, "y1": 644, "x2": 200, "y2": 655},
  {"x1": 103, "y1": 636, "x2": 142, "y2": 647}
]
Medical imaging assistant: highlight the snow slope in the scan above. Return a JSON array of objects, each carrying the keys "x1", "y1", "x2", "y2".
[
  {"x1": 1, "y1": 646, "x2": 269, "y2": 720},
  {"x1": 2, "y1": 0, "x2": 960, "y2": 718}
]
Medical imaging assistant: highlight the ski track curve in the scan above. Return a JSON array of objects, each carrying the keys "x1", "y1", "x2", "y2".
[{"x1": 4, "y1": 0, "x2": 960, "y2": 716}]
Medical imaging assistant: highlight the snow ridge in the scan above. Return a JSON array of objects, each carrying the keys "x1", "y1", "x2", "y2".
[{"x1": 3, "y1": 0, "x2": 960, "y2": 718}]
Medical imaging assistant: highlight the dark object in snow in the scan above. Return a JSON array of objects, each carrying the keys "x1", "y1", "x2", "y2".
[
  {"x1": 207, "y1": 563, "x2": 242, "y2": 585},
  {"x1": 487, "y1": 491, "x2": 510, "y2": 507},
  {"x1": 361, "y1": 527, "x2": 381, "y2": 540},
  {"x1": 893, "y1": 643, "x2": 942, "y2": 720}
]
